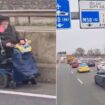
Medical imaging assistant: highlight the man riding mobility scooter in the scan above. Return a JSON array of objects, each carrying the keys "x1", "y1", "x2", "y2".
[
  {"x1": 0, "y1": 15, "x2": 39, "y2": 88},
  {"x1": 0, "y1": 37, "x2": 39, "y2": 88}
]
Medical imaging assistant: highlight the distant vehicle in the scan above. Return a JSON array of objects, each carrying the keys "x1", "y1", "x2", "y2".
[
  {"x1": 94, "y1": 57, "x2": 103, "y2": 63},
  {"x1": 94, "y1": 58, "x2": 99, "y2": 62},
  {"x1": 71, "y1": 62, "x2": 79, "y2": 68},
  {"x1": 87, "y1": 60, "x2": 95, "y2": 67},
  {"x1": 97, "y1": 61, "x2": 105, "y2": 71},
  {"x1": 77, "y1": 63, "x2": 90, "y2": 73},
  {"x1": 67, "y1": 55, "x2": 75, "y2": 64},
  {"x1": 95, "y1": 70, "x2": 105, "y2": 88},
  {"x1": 78, "y1": 60, "x2": 82, "y2": 64},
  {"x1": 60, "y1": 57, "x2": 65, "y2": 63},
  {"x1": 97, "y1": 57, "x2": 102, "y2": 61}
]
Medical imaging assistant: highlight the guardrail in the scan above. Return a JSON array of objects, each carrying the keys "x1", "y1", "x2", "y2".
[
  {"x1": 0, "y1": 9, "x2": 56, "y2": 24},
  {"x1": 0, "y1": 9, "x2": 56, "y2": 17},
  {"x1": 0, "y1": 10, "x2": 79, "y2": 25},
  {"x1": 0, "y1": 10, "x2": 79, "y2": 19}
]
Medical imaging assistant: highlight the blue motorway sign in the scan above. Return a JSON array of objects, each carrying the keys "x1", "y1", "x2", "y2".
[
  {"x1": 81, "y1": 11, "x2": 100, "y2": 23},
  {"x1": 56, "y1": 0, "x2": 71, "y2": 29}
]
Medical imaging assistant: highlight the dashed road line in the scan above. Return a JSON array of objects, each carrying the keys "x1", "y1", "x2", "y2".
[
  {"x1": 71, "y1": 71, "x2": 74, "y2": 74},
  {"x1": 77, "y1": 78, "x2": 84, "y2": 85}
]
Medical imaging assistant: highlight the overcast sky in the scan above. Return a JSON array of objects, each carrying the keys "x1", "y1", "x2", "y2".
[
  {"x1": 70, "y1": 0, "x2": 79, "y2": 12},
  {"x1": 57, "y1": 0, "x2": 105, "y2": 54}
]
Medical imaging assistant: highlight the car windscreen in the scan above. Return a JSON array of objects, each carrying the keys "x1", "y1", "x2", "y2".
[
  {"x1": 97, "y1": 70, "x2": 105, "y2": 75},
  {"x1": 80, "y1": 63, "x2": 87, "y2": 67}
]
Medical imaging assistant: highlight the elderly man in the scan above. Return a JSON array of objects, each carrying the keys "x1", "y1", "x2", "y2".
[{"x1": 0, "y1": 15, "x2": 39, "y2": 85}]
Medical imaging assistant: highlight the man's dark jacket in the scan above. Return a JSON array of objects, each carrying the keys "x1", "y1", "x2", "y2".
[{"x1": 0, "y1": 25, "x2": 21, "y2": 59}]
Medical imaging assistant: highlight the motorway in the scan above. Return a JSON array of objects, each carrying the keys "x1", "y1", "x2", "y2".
[
  {"x1": 0, "y1": 83, "x2": 56, "y2": 105},
  {"x1": 57, "y1": 63, "x2": 105, "y2": 105},
  {"x1": 0, "y1": 94, "x2": 56, "y2": 105}
]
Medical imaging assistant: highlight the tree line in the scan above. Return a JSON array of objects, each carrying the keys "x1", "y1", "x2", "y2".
[{"x1": 73, "y1": 48, "x2": 103, "y2": 56}]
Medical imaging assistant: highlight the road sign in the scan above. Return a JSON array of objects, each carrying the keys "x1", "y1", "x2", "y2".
[
  {"x1": 79, "y1": 0, "x2": 105, "y2": 29},
  {"x1": 56, "y1": 0, "x2": 71, "y2": 29}
]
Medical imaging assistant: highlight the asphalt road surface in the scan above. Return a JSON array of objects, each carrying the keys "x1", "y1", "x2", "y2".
[
  {"x1": 57, "y1": 63, "x2": 105, "y2": 105},
  {"x1": 0, "y1": 93, "x2": 56, "y2": 105},
  {"x1": 0, "y1": 83, "x2": 56, "y2": 105}
]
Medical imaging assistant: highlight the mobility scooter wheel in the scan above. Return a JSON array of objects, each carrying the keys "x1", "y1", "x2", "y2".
[
  {"x1": 9, "y1": 81, "x2": 16, "y2": 89},
  {"x1": 23, "y1": 80, "x2": 29, "y2": 85},
  {"x1": 30, "y1": 78, "x2": 37, "y2": 85},
  {"x1": 0, "y1": 73, "x2": 8, "y2": 88}
]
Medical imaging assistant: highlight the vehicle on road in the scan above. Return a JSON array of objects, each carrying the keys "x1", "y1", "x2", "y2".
[
  {"x1": 67, "y1": 55, "x2": 75, "y2": 64},
  {"x1": 71, "y1": 61, "x2": 79, "y2": 68},
  {"x1": 77, "y1": 63, "x2": 90, "y2": 73},
  {"x1": 87, "y1": 60, "x2": 95, "y2": 67},
  {"x1": 78, "y1": 59, "x2": 82, "y2": 64},
  {"x1": 95, "y1": 69, "x2": 105, "y2": 88},
  {"x1": 97, "y1": 61, "x2": 105, "y2": 71},
  {"x1": 60, "y1": 57, "x2": 66, "y2": 63},
  {"x1": 69, "y1": 58, "x2": 78, "y2": 65}
]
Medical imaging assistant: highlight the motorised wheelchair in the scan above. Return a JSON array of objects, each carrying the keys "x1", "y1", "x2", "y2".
[{"x1": 0, "y1": 39, "x2": 39, "y2": 89}]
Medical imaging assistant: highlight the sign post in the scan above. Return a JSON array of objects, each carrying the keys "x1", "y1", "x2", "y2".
[
  {"x1": 79, "y1": 0, "x2": 105, "y2": 29},
  {"x1": 56, "y1": 0, "x2": 71, "y2": 29}
]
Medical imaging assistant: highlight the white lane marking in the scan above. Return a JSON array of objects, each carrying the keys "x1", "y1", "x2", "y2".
[
  {"x1": 77, "y1": 78, "x2": 84, "y2": 85},
  {"x1": 0, "y1": 90, "x2": 56, "y2": 99},
  {"x1": 71, "y1": 71, "x2": 74, "y2": 74}
]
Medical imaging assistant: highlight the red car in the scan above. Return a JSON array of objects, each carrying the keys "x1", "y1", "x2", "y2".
[{"x1": 71, "y1": 62, "x2": 79, "y2": 68}]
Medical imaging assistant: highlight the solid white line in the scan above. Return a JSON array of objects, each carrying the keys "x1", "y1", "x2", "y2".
[
  {"x1": 0, "y1": 90, "x2": 56, "y2": 99},
  {"x1": 77, "y1": 78, "x2": 84, "y2": 85}
]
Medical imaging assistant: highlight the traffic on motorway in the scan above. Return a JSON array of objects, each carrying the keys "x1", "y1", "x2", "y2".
[{"x1": 59, "y1": 56, "x2": 105, "y2": 89}]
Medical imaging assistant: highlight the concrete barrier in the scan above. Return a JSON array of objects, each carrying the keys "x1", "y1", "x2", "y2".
[{"x1": 37, "y1": 63, "x2": 56, "y2": 83}]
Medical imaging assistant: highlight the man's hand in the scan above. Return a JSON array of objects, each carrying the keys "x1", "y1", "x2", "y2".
[{"x1": 6, "y1": 42, "x2": 14, "y2": 47}]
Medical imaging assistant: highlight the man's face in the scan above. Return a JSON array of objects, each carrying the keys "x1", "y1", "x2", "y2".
[{"x1": 1, "y1": 21, "x2": 9, "y2": 30}]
